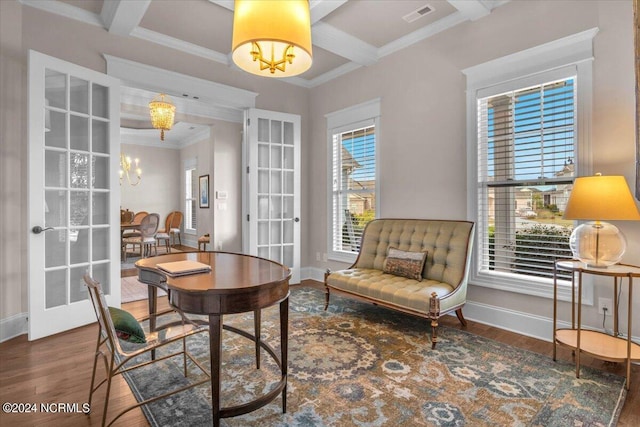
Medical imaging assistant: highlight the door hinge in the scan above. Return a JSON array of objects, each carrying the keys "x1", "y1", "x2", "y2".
[
  {"x1": 247, "y1": 214, "x2": 250, "y2": 221},
  {"x1": 247, "y1": 118, "x2": 250, "y2": 126},
  {"x1": 246, "y1": 166, "x2": 250, "y2": 174}
]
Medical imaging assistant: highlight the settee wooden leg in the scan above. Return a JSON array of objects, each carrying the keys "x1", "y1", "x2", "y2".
[
  {"x1": 428, "y1": 291, "x2": 440, "y2": 349},
  {"x1": 430, "y1": 318, "x2": 439, "y2": 349},
  {"x1": 455, "y1": 308, "x2": 467, "y2": 327}
]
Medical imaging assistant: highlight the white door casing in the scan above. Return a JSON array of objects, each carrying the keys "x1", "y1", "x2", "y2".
[
  {"x1": 243, "y1": 109, "x2": 301, "y2": 284},
  {"x1": 28, "y1": 50, "x2": 121, "y2": 340}
]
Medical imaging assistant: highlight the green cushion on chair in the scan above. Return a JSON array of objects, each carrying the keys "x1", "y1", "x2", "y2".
[{"x1": 108, "y1": 307, "x2": 146, "y2": 343}]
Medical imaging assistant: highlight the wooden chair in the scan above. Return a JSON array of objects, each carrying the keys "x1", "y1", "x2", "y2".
[
  {"x1": 168, "y1": 211, "x2": 183, "y2": 246},
  {"x1": 120, "y1": 209, "x2": 134, "y2": 224},
  {"x1": 121, "y1": 213, "x2": 160, "y2": 261},
  {"x1": 156, "y1": 211, "x2": 183, "y2": 250},
  {"x1": 83, "y1": 275, "x2": 209, "y2": 427},
  {"x1": 155, "y1": 212, "x2": 174, "y2": 253},
  {"x1": 122, "y1": 211, "x2": 148, "y2": 238}
]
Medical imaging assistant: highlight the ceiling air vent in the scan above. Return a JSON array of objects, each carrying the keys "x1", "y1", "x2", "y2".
[{"x1": 402, "y1": 4, "x2": 434, "y2": 23}]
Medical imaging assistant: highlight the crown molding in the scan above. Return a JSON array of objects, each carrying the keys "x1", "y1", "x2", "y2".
[
  {"x1": 104, "y1": 55, "x2": 257, "y2": 111},
  {"x1": 20, "y1": 0, "x2": 103, "y2": 26}
]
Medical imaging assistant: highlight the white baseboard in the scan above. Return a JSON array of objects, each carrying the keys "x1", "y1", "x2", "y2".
[{"x1": 0, "y1": 312, "x2": 28, "y2": 342}]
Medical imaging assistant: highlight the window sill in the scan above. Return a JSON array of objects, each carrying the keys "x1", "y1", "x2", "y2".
[
  {"x1": 470, "y1": 269, "x2": 593, "y2": 306},
  {"x1": 328, "y1": 251, "x2": 357, "y2": 265}
]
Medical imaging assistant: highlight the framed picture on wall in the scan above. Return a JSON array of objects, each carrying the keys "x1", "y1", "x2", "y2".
[{"x1": 199, "y1": 174, "x2": 210, "y2": 208}]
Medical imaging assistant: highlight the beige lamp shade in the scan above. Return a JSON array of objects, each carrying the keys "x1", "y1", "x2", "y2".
[
  {"x1": 232, "y1": 0, "x2": 312, "y2": 77},
  {"x1": 563, "y1": 175, "x2": 640, "y2": 220},
  {"x1": 564, "y1": 174, "x2": 640, "y2": 267}
]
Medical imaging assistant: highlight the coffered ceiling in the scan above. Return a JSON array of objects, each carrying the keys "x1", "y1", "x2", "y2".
[{"x1": 24, "y1": 0, "x2": 510, "y2": 88}]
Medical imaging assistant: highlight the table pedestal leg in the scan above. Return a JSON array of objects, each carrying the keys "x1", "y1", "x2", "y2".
[
  {"x1": 209, "y1": 314, "x2": 222, "y2": 427},
  {"x1": 280, "y1": 296, "x2": 289, "y2": 413},
  {"x1": 254, "y1": 310, "x2": 261, "y2": 369}
]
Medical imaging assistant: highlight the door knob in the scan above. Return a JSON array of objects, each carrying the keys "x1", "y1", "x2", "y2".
[
  {"x1": 32, "y1": 226, "x2": 54, "y2": 234},
  {"x1": 294, "y1": 217, "x2": 300, "y2": 222}
]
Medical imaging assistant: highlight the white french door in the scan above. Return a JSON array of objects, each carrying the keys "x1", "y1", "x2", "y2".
[
  {"x1": 243, "y1": 109, "x2": 301, "y2": 283},
  {"x1": 28, "y1": 51, "x2": 121, "y2": 340}
]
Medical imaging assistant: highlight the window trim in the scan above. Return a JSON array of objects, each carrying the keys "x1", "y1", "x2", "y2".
[
  {"x1": 326, "y1": 99, "x2": 381, "y2": 264},
  {"x1": 463, "y1": 28, "x2": 597, "y2": 303}
]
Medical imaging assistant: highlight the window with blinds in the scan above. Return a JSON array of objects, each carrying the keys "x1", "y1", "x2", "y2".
[
  {"x1": 185, "y1": 167, "x2": 197, "y2": 231},
  {"x1": 477, "y1": 78, "x2": 576, "y2": 281},
  {"x1": 331, "y1": 125, "x2": 376, "y2": 255}
]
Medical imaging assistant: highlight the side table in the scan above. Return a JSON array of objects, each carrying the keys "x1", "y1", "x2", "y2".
[{"x1": 553, "y1": 259, "x2": 640, "y2": 390}]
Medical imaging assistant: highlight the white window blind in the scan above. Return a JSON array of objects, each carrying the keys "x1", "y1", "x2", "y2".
[
  {"x1": 185, "y1": 167, "x2": 197, "y2": 231},
  {"x1": 331, "y1": 125, "x2": 376, "y2": 255},
  {"x1": 477, "y1": 77, "x2": 576, "y2": 281}
]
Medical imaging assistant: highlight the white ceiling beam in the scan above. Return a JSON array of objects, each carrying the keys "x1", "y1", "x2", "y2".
[
  {"x1": 312, "y1": 22, "x2": 378, "y2": 66},
  {"x1": 447, "y1": 0, "x2": 491, "y2": 21},
  {"x1": 101, "y1": 0, "x2": 151, "y2": 36},
  {"x1": 309, "y1": 0, "x2": 348, "y2": 24}
]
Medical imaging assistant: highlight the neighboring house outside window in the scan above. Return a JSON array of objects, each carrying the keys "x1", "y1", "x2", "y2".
[
  {"x1": 185, "y1": 160, "x2": 197, "y2": 233},
  {"x1": 464, "y1": 29, "x2": 596, "y2": 301},
  {"x1": 326, "y1": 99, "x2": 380, "y2": 263}
]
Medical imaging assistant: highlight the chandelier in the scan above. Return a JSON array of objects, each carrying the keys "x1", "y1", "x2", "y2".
[
  {"x1": 231, "y1": 0, "x2": 312, "y2": 77},
  {"x1": 149, "y1": 93, "x2": 176, "y2": 141},
  {"x1": 120, "y1": 154, "x2": 141, "y2": 186}
]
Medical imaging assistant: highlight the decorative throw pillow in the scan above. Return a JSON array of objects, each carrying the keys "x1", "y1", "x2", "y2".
[
  {"x1": 383, "y1": 247, "x2": 427, "y2": 281},
  {"x1": 108, "y1": 307, "x2": 146, "y2": 343}
]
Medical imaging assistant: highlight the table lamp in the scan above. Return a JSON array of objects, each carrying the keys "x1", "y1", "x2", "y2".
[{"x1": 563, "y1": 174, "x2": 640, "y2": 268}]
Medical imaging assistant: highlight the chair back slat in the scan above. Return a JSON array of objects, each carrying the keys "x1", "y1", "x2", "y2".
[{"x1": 84, "y1": 275, "x2": 122, "y2": 354}]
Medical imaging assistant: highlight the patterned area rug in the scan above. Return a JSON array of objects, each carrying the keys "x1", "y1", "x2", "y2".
[{"x1": 122, "y1": 287, "x2": 626, "y2": 426}]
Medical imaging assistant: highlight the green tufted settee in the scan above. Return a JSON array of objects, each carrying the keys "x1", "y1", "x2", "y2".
[{"x1": 324, "y1": 218, "x2": 475, "y2": 348}]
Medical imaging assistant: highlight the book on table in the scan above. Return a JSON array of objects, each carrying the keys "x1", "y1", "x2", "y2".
[{"x1": 156, "y1": 260, "x2": 211, "y2": 276}]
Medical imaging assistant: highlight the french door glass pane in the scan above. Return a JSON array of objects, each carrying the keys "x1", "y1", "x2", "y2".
[
  {"x1": 92, "y1": 120, "x2": 109, "y2": 154},
  {"x1": 92, "y1": 263, "x2": 110, "y2": 294},
  {"x1": 70, "y1": 228, "x2": 89, "y2": 264},
  {"x1": 70, "y1": 267, "x2": 88, "y2": 303},
  {"x1": 283, "y1": 220, "x2": 293, "y2": 244},
  {"x1": 69, "y1": 76, "x2": 89, "y2": 114},
  {"x1": 92, "y1": 228, "x2": 109, "y2": 260},
  {"x1": 45, "y1": 69, "x2": 66, "y2": 109},
  {"x1": 258, "y1": 144, "x2": 269, "y2": 167},
  {"x1": 45, "y1": 110, "x2": 66, "y2": 148},
  {"x1": 70, "y1": 191, "x2": 89, "y2": 226},
  {"x1": 92, "y1": 83, "x2": 109, "y2": 119},
  {"x1": 271, "y1": 120, "x2": 281, "y2": 144},
  {"x1": 92, "y1": 193, "x2": 109, "y2": 224},
  {"x1": 45, "y1": 231, "x2": 66, "y2": 268},
  {"x1": 270, "y1": 171, "x2": 281, "y2": 193},
  {"x1": 93, "y1": 156, "x2": 109, "y2": 189},
  {"x1": 45, "y1": 269, "x2": 67, "y2": 309},
  {"x1": 258, "y1": 118, "x2": 269, "y2": 142},
  {"x1": 283, "y1": 245, "x2": 293, "y2": 267},
  {"x1": 270, "y1": 221, "x2": 281, "y2": 244},
  {"x1": 70, "y1": 153, "x2": 89, "y2": 188},
  {"x1": 70, "y1": 115, "x2": 89, "y2": 151},
  {"x1": 258, "y1": 222, "x2": 268, "y2": 245},
  {"x1": 258, "y1": 170, "x2": 269, "y2": 193},
  {"x1": 283, "y1": 122, "x2": 293, "y2": 145},
  {"x1": 45, "y1": 190, "x2": 66, "y2": 228},
  {"x1": 45, "y1": 150, "x2": 67, "y2": 187},
  {"x1": 271, "y1": 146, "x2": 281, "y2": 168}
]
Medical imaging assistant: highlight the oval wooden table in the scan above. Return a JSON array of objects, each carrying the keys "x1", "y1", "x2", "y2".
[{"x1": 135, "y1": 252, "x2": 291, "y2": 426}]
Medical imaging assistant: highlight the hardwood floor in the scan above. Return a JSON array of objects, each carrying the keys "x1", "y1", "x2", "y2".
[{"x1": 1, "y1": 280, "x2": 637, "y2": 426}]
